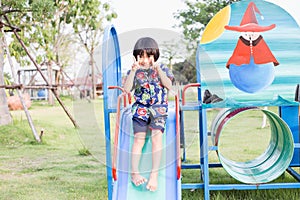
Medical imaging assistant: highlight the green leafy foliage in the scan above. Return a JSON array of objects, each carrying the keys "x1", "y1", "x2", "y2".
[
  {"x1": 173, "y1": 58, "x2": 197, "y2": 84},
  {"x1": 0, "y1": 0, "x2": 117, "y2": 126},
  {"x1": 172, "y1": 0, "x2": 240, "y2": 83},
  {"x1": 174, "y1": 0, "x2": 239, "y2": 47},
  {"x1": 2, "y1": 0, "x2": 56, "y2": 65},
  {"x1": 1, "y1": 0, "x2": 116, "y2": 68}
]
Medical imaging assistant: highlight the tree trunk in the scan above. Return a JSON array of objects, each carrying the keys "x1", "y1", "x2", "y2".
[
  {"x1": 0, "y1": 32, "x2": 12, "y2": 125},
  {"x1": 91, "y1": 50, "x2": 96, "y2": 99},
  {"x1": 47, "y1": 63, "x2": 54, "y2": 105}
]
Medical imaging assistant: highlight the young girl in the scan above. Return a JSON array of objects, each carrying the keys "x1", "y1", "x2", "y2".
[{"x1": 123, "y1": 37, "x2": 174, "y2": 192}]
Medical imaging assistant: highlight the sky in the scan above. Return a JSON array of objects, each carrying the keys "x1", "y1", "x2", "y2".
[
  {"x1": 110, "y1": 0, "x2": 300, "y2": 33},
  {"x1": 109, "y1": 0, "x2": 186, "y2": 33}
]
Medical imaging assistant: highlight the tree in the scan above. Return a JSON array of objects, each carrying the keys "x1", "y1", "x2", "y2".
[
  {"x1": 172, "y1": 56, "x2": 197, "y2": 85},
  {"x1": 172, "y1": 0, "x2": 240, "y2": 83},
  {"x1": 160, "y1": 38, "x2": 190, "y2": 70},
  {"x1": 174, "y1": 0, "x2": 239, "y2": 49},
  {"x1": 67, "y1": 0, "x2": 117, "y2": 99},
  {"x1": 3, "y1": 0, "x2": 116, "y2": 96},
  {"x1": 0, "y1": 0, "x2": 55, "y2": 125},
  {"x1": 0, "y1": 0, "x2": 116, "y2": 128},
  {"x1": 0, "y1": 26, "x2": 12, "y2": 125},
  {"x1": 2, "y1": 0, "x2": 55, "y2": 62}
]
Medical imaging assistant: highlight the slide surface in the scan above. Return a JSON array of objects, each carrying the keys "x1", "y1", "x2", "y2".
[{"x1": 112, "y1": 106, "x2": 181, "y2": 200}]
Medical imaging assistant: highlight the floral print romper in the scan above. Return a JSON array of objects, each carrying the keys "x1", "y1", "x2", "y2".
[{"x1": 126, "y1": 64, "x2": 174, "y2": 133}]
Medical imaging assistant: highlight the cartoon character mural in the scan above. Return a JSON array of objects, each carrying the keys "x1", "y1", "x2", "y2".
[
  {"x1": 225, "y1": 2, "x2": 279, "y2": 93},
  {"x1": 199, "y1": 0, "x2": 300, "y2": 104}
]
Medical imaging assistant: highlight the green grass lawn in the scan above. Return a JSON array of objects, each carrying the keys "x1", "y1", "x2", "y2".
[{"x1": 0, "y1": 97, "x2": 299, "y2": 199}]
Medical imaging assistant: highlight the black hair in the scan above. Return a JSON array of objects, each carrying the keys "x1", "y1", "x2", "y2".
[{"x1": 133, "y1": 37, "x2": 160, "y2": 62}]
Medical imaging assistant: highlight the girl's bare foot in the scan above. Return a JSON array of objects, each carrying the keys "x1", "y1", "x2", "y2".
[
  {"x1": 146, "y1": 172, "x2": 158, "y2": 192},
  {"x1": 131, "y1": 173, "x2": 147, "y2": 186}
]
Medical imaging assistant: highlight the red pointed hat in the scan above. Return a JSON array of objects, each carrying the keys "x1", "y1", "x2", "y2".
[{"x1": 225, "y1": 2, "x2": 275, "y2": 32}]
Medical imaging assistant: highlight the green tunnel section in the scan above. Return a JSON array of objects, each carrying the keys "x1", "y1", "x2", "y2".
[{"x1": 211, "y1": 107, "x2": 294, "y2": 184}]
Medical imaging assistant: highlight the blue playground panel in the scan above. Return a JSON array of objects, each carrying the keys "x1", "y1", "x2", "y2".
[{"x1": 102, "y1": 25, "x2": 122, "y2": 200}]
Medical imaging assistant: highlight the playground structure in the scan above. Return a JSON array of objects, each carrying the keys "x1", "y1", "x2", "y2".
[
  {"x1": 102, "y1": 1, "x2": 300, "y2": 199},
  {"x1": 0, "y1": 16, "x2": 79, "y2": 142},
  {"x1": 17, "y1": 64, "x2": 60, "y2": 100}
]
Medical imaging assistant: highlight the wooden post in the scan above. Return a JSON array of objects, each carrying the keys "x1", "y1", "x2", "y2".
[
  {"x1": 3, "y1": 16, "x2": 79, "y2": 128},
  {"x1": 13, "y1": 31, "x2": 79, "y2": 128},
  {"x1": 91, "y1": 53, "x2": 96, "y2": 99},
  {"x1": 47, "y1": 62, "x2": 54, "y2": 105},
  {"x1": 2, "y1": 29, "x2": 41, "y2": 142}
]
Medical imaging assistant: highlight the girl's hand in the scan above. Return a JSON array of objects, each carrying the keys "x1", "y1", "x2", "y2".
[{"x1": 132, "y1": 56, "x2": 140, "y2": 71}]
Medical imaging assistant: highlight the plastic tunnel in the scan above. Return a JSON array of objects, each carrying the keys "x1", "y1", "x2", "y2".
[
  {"x1": 112, "y1": 106, "x2": 181, "y2": 200},
  {"x1": 211, "y1": 107, "x2": 294, "y2": 184}
]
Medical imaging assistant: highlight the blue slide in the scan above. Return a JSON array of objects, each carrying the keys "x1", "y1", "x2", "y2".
[{"x1": 112, "y1": 106, "x2": 181, "y2": 200}]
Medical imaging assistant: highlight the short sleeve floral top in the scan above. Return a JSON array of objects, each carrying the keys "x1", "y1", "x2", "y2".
[{"x1": 126, "y1": 64, "x2": 174, "y2": 121}]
